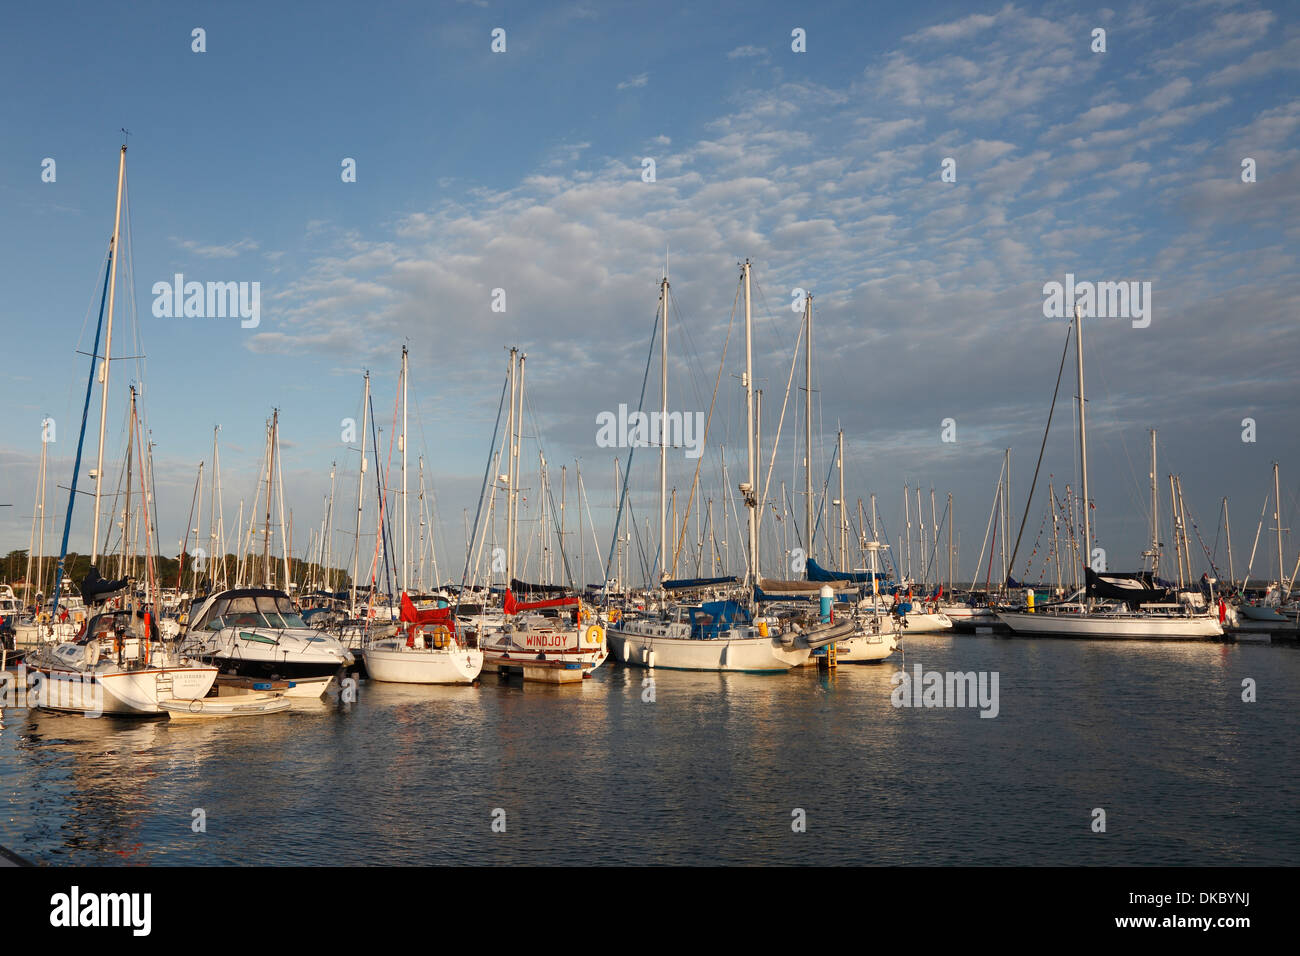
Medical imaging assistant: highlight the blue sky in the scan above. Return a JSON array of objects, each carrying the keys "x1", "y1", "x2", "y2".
[{"x1": 1, "y1": 0, "x2": 1298, "y2": 588}]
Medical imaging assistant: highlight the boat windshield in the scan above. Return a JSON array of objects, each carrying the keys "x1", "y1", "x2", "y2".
[{"x1": 202, "y1": 594, "x2": 307, "y2": 630}]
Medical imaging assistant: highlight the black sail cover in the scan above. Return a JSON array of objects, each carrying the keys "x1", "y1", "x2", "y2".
[
  {"x1": 509, "y1": 577, "x2": 570, "y2": 597},
  {"x1": 1085, "y1": 569, "x2": 1174, "y2": 608},
  {"x1": 80, "y1": 567, "x2": 129, "y2": 605}
]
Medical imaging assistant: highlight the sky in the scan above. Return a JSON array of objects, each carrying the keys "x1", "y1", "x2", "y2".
[{"x1": 0, "y1": 0, "x2": 1297, "y2": 591}]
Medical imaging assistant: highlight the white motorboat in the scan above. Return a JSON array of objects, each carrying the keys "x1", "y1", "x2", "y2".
[{"x1": 183, "y1": 588, "x2": 354, "y2": 697}]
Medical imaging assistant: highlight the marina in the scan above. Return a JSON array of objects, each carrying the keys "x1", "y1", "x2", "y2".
[
  {"x1": 0, "y1": 632, "x2": 1296, "y2": 866},
  {"x1": 0, "y1": 1, "x2": 1296, "y2": 898}
]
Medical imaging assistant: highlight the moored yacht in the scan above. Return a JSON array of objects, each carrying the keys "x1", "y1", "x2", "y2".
[
  {"x1": 28, "y1": 607, "x2": 217, "y2": 715},
  {"x1": 363, "y1": 593, "x2": 483, "y2": 684},
  {"x1": 182, "y1": 588, "x2": 353, "y2": 697},
  {"x1": 995, "y1": 306, "x2": 1222, "y2": 641}
]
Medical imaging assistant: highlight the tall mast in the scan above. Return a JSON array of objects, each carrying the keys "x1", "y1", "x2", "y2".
[
  {"x1": 401, "y1": 345, "x2": 409, "y2": 594},
  {"x1": 1175, "y1": 476, "x2": 1185, "y2": 587},
  {"x1": 123, "y1": 386, "x2": 135, "y2": 587},
  {"x1": 1223, "y1": 497, "x2": 1235, "y2": 589},
  {"x1": 755, "y1": 389, "x2": 763, "y2": 555},
  {"x1": 1146, "y1": 428, "x2": 1159, "y2": 574},
  {"x1": 513, "y1": 352, "x2": 526, "y2": 586},
  {"x1": 947, "y1": 492, "x2": 953, "y2": 593},
  {"x1": 91, "y1": 144, "x2": 127, "y2": 563},
  {"x1": 1075, "y1": 304, "x2": 1092, "y2": 599},
  {"x1": 1274, "y1": 461, "x2": 1284, "y2": 594},
  {"x1": 659, "y1": 273, "x2": 668, "y2": 586},
  {"x1": 324, "y1": 460, "x2": 336, "y2": 591},
  {"x1": 351, "y1": 372, "x2": 370, "y2": 610},
  {"x1": 505, "y1": 349, "x2": 518, "y2": 587},
  {"x1": 208, "y1": 426, "x2": 222, "y2": 590},
  {"x1": 262, "y1": 412, "x2": 275, "y2": 587},
  {"x1": 417, "y1": 456, "x2": 427, "y2": 590},
  {"x1": 904, "y1": 484, "x2": 911, "y2": 580},
  {"x1": 742, "y1": 261, "x2": 758, "y2": 587},
  {"x1": 1176, "y1": 476, "x2": 1192, "y2": 584},
  {"x1": 612, "y1": 457, "x2": 620, "y2": 590},
  {"x1": 560, "y1": 464, "x2": 566, "y2": 587},
  {"x1": 26, "y1": 432, "x2": 49, "y2": 604},
  {"x1": 804, "y1": 294, "x2": 813, "y2": 576},
  {"x1": 930, "y1": 488, "x2": 938, "y2": 590},
  {"x1": 37, "y1": 432, "x2": 48, "y2": 599},
  {"x1": 837, "y1": 430, "x2": 846, "y2": 569},
  {"x1": 918, "y1": 486, "x2": 925, "y2": 587},
  {"x1": 275, "y1": 411, "x2": 290, "y2": 591}
]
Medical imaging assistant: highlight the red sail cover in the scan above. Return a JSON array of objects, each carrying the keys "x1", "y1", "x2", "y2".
[
  {"x1": 400, "y1": 593, "x2": 455, "y2": 629},
  {"x1": 502, "y1": 589, "x2": 579, "y2": 615}
]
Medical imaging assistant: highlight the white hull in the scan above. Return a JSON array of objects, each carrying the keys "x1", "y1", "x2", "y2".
[
  {"x1": 997, "y1": 610, "x2": 1224, "y2": 639},
  {"x1": 898, "y1": 612, "x2": 953, "y2": 633},
  {"x1": 363, "y1": 640, "x2": 483, "y2": 684},
  {"x1": 479, "y1": 622, "x2": 608, "y2": 680},
  {"x1": 607, "y1": 627, "x2": 809, "y2": 671},
  {"x1": 937, "y1": 605, "x2": 999, "y2": 625},
  {"x1": 31, "y1": 663, "x2": 218, "y2": 715},
  {"x1": 833, "y1": 633, "x2": 899, "y2": 663},
  {"x1": 162, "y1": 692, "x2": 291, "y2": 719}
]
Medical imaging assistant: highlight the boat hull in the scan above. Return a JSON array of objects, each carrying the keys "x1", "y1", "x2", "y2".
[
  {"x1": 898, "y1": 612, "x2": 954, "y2": 633},
  {"x1": 363, "y1": 641, "x2": 483, "y2": 684},
  {"x1": 997, "y1": 611, "x2": 1224, "y2": 639},
  {"x1": 606, "y1": 628, "x2": 809, "y2": 671},
  {"x1": 30, "y1": 664, "x2": 218, "y2": 715},
  {"x1": 162, "y1": 692, "x2": 291, "y2": 719},
  {"x1": 832, "y1": 633, "x2": 899, "y2": 663}
]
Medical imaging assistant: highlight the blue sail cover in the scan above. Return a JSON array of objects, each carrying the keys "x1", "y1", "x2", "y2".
[{"x1": 805, "y1": 557, "x2": 887, "y2": 585}]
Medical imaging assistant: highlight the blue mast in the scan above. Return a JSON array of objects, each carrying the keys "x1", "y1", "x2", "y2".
[{"x1": 48, "y1": 248, "x2": 114, "y2": 624}]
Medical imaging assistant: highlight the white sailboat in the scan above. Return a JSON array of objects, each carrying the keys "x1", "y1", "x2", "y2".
[
  {"x1": 997, "y1": 305, "x2": 1223, "y2": 640},
  {"x1": 606, "y1": 261, "x2": 854, "y2": 671},
  {"x1": 363, "y1": 591, "x2": 483, "y2": 684},
  {"x1": 470, "y1": 348, "x2": 608, "y2": 682},
  {"x1": 838, "y1": 542, "x2": 901, "y2": 663},
  {"x1": 364, "y1": 632, "x2": 483, "y2": 684}
]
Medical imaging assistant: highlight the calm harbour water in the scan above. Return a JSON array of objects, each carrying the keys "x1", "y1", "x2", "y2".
[{"x1": 2, "y1": 633, "x2": 1296, "y2": 866}]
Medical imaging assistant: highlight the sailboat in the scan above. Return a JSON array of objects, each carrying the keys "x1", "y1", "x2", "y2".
[
  {"x1": 361, "y1": 593, "x2": 483, "y2": 683},
  {"x1": 996, "y1": 305, "x2": 1223, "y2": 640},
  {"x1": 182, "y1": 410, "x2": 353, "y2": 696},
  {"x1": 605, "y1": 261, "x2": 854, "y2": 671},
  {"x1": 26, "y1": 146, "x2": 219, "y2": 714},
  {"x1": 470, "y1": 348, "x2": 608, "y2": 682}
]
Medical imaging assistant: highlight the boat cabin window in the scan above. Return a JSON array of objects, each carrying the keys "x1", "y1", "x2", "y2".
[{"x1": 197, "y1": 594, "x2": 306, "y2": 630}]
